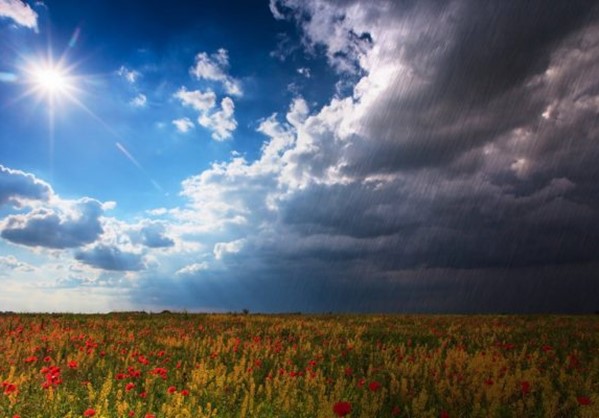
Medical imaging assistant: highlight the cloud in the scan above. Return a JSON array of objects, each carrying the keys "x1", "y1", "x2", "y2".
[
  {"x1": 175, "y1": 51, "x2": 240, "y2": 141},
  {"x1": 130, "y1": 93, "x2": 147, "y2": 107},
  {"x1": 198, "y1": 97, "x2": 237, "y2": 141},
  {"x1": 174, "y1": 89, "x2": 236, "y2": 140},
  {"x1": 269, "y1": 0, "x2": 285, "y2": 20},
  {"x1": 140, "y1": 0, "x2": 599, "y2": 314},
  {"x1": 1, "y1": 198, "x2": 104, "y2": 249},
  {"x1": 176, "y1": 262, "x2": 209, "y2": 276},
  {"x1": 75, "y1": 244, "x2": 145, "y2": 271},
  {"x1": 172, "y1": 117, "x2": 194, "y2": 133},
  {"x1": 0, "y1": 0, "x2": 37, "y2": 31},
  {"x1": 297, "y1": 67, "x2": 311, "y2": 78},
  {"x1": 190, "y1": 49, "x2": 242, "y2": 96},
  {"x1": 213, "y1": 239, "x2": 245, "y2": 260},
  {"x1": 134, "y1": 221, "x2": 174, "y2": 248},
  {"x1": 174, "y1": 87, "x2": 216, "y2": 112},
  {"x1": 0, "y1": 164, "x2": 53, "y2": 206},
  {"x1": 117, "y1": 66, "x2": 140, "y2": 83},
  {"x1": 0, "y1": 255, "x2": 35, "y2": 273}
]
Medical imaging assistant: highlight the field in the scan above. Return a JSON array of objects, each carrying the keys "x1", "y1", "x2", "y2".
[{"x1": 0, "y1": 314, "x2": 597, "y2": 418}]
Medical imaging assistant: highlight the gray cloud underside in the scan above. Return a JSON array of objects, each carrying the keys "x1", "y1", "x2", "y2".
[
  {"x1": 0, "y1": 164, "x2": 52, "y2": 206},
  {"x1": 75, "y1": 245, "x2": 145, "y2": 271},
  {"x1": 1, "y1": 199, "x2": 104, "y2": 249}
]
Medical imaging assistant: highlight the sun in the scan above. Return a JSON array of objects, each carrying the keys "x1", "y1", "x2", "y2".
[
  {"x1": 27, "y1": 61, "x2": 74, "y2": 98},
  {"x1": 32, "y1": 66, "x2": 69, "y2": 94}
]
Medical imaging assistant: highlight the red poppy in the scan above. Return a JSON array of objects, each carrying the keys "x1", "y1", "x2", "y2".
[
  {"x1": 577, "y1": 396, "x2": 592, "y2": 406},
  {"x1": 145, "y1": 414, "x2": 155, "y2": 418},
  {"x1": 521, "y1": 381, "x2": 531, "y2": 396},
  {"x1": 68, "y1": 360, "x2": 78, "y2": 369},
  {"x1": 125, "y1": 382, "x2": 135, "y2": 392},
  {"x1": 392, "y1": 406, "x2": 401, "y2": 416},
  {"x1": 83, "y1": 409, "x2": 96, "y2": 417},
  {"x1": 180, "y1": 389, "x2": 190, "y2": 396},
  {"x1": 333, "y1": 401, "x2": 352, "y2": 417},
  {"x1": 3, "y1": 383, "x2": 17, "y2": 395},
  {"x1": 439, "y1": 411, "x2": 449, "y2": 418},
  {"x1": 167, "y1": 386, "x2": 177, "y2": 394},
  {"x1": 368, "y1": 381, "x2": 382, "y2": 392},
  {"x1": 541, "y1": 344, "x2": 553, "y2": 352}
]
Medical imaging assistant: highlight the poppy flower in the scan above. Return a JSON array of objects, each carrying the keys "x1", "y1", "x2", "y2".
[
  {"x1": 167, "y1": 386, "x2": 177, "y2": 394},
  {"x1": 181, "y1": 389, "x2": 190, "y2": 396},
  {"x1": 577, "y1": 396, "x2": 592, "y2": 406},
  {"x1": 68, "y1": 360, "x2": 78, "y2": 369},
  {"x1": 83, "y1": 409, "x2": 96, "y2": 417},
  {"x1": 392, "y1": 406, "x2": 401, "y2": 416},
  {"x1": 3, "y1": 383, "x2": 17, "y2": 395},
  {"x1": 439, "y1": 411, "x2": 449, "y2": 418},
  {"x1": 333, "y1": 401, "x2": 352, "y2": 417},
  {"x1": 521, "y1": 381, "x2": 531, "y2": 396},
  {"x1": 369, "y1": 381, "x2": 382, "y2": 392},
  {"x1": 125, "y1": 382, "x2": 135, "y2": 392}
]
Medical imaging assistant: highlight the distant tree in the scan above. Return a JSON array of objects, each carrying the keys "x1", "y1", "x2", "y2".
[{"x1": 242, "y1": 308, "x2": 249, "y2": 315}]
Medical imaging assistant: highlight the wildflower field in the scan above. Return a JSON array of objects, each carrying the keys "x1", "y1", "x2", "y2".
[{"x1": 0, "y1": 313, "x2": 597, "y2": 418}]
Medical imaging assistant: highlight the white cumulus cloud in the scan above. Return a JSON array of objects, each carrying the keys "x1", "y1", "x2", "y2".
[
  {"x1": 0, "y1": 0, "x2": 37, "y2": 31},
  {"x1": 198, "y1": 97, "x2": 237, "y2": 141},
  {"x1": 213, "y1": 239, "x2": 245, "y2": 260},
  {"x1": 174, "y1": 87, "x2": 216, "y2": 112},
  {"x1": 117, "y1": 66, "x2": 140, "y2": 83},
  {"x1": 190, "y1": 49, "x2": 242, "y2": 96},
  {"x1": 172, "y1": 117, "x2": 194, "y2": 133},
  {"x1": 130, "y1": 93, "x2": 147, "y2": 107},
  {"x1": 176, "y1": 262, "x2": 209, "y2": 276}
]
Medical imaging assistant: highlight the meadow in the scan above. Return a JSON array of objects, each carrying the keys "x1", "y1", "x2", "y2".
[{"x1": 0, "y1": 313, "x2": 597, "y2": 417}]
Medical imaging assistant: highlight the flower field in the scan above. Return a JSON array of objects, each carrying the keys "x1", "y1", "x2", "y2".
[{"x1": 0, "y1": 313, "x2": 597, "y2": 418}]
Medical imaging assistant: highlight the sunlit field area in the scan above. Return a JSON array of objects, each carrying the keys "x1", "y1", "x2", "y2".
[{"x1": 0, "y1": 314, "x2": 597, "y2": 418}]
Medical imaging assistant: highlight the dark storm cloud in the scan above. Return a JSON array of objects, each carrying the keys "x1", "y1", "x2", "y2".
[
  {"x1": 0, "y1": 164, "x2": 52, "y2": 206},
  {"x1": 348, "y1": 0, "x2": 599, "y2": 175},
  {"x1": 134, "y1": 0, "x2": 599, "y2": 313},
  {"x1": 75, "y1": 244, "x2": 145, "y2": 271},
  {"x1": 435, "y1": 0, "x2": 597, "y2": 103},
  {"x1": 1, "y1": 198, "x2": 104, "y2": 249},
  {"x1": 267, "y1": 0, "x2": 599, "y2": 269}
]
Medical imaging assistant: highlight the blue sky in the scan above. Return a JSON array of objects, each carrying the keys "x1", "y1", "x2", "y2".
[{"x1": 1, "y1": 0, "x2": 598, "y2": 313}]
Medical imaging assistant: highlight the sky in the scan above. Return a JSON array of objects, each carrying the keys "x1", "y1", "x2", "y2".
[{"x1": 0, "y1": 0, "x2": 598, "y2": 313}]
